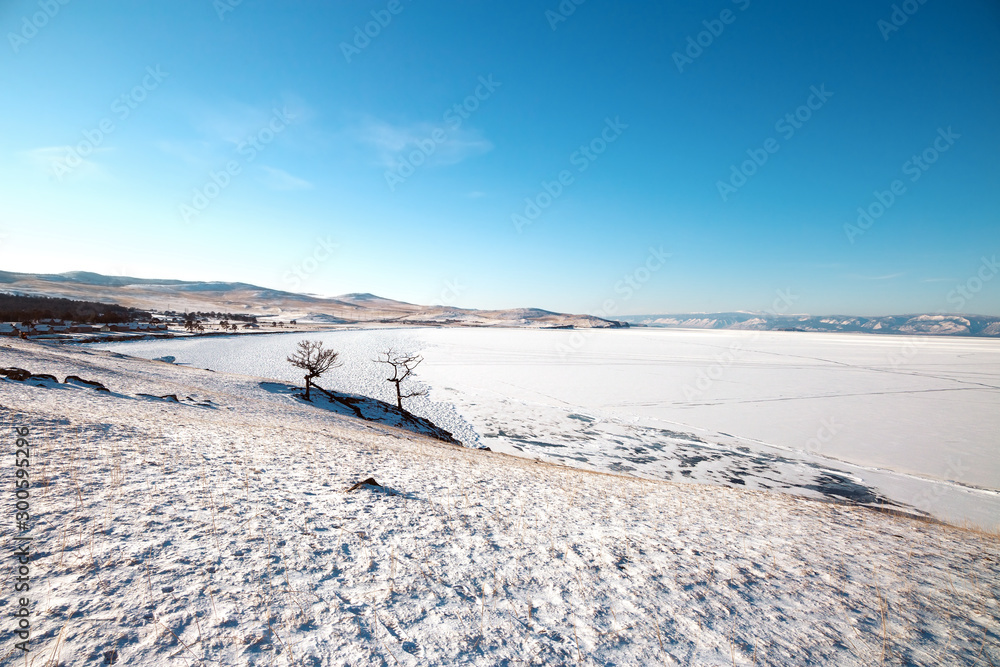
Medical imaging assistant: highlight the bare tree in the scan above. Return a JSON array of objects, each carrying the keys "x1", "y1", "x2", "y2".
[
  {"x1": 375, "y1": 348, "x2": 428, "y2": 411},
  {"x1": 287, "y1": 340, "x2": 342, "y2": 401}
]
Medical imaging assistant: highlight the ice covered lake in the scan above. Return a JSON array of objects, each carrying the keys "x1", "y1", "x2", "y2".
[{"x1": 88, "y1": 327, "x2": 1000, "y2": 527}]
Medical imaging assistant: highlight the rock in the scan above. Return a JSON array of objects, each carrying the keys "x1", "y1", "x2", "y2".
[
  {"x1": 346, "y1": 477, "x2": 382, "y2": 492},
  {"x1": 0, "y1": 367, "x2": 31, "y2": 381},
  {"x1": 27, "y1": 373, "x2": 58, "y2": 383},
  {"x1": 137, "y1": 393, "x2": 180, "y2": 402},
  {"x1": 64, "y1": 375, "x2": 110, "y2": 392}
]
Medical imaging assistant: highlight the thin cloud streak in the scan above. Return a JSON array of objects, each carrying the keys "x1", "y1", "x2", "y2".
[
  {"x1": 356, "y1": 117, "x2": 493, "y2": 168},
  {"x1": 259, "y1": 165, "x2": 313, "y2": 191},
  {"x1": 846, "y1": 272, "x2": 906, "y2": 281}
]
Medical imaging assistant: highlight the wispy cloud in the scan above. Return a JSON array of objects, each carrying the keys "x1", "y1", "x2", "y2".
[
  {"x1": 847, "y1": 272, "x2": 905, "y2": 281},
  {"x1": 23, "y1": 146, "x2": 111, "y2": 181},
  {"x1": 921, "y1": 277, "x2": 954, "y2": 283},
  {"x1": 356, "y1": 117, "x2": 493, "y2": 168},
  {"x1": 467, "y1": 190, "x2": 487, "y2": 198},
  {"x1": 258, "y1": 165, "x2": 313, "y2": 191},
  {"x1": 187, "y1": 96, "x2": 310, "y2": 145},
  {"x1": 164, "y1": 95, "x2": 313, "y2": 166},
  {"x1": 155, "y1": 139, "x2": 216, "y2": 168}
]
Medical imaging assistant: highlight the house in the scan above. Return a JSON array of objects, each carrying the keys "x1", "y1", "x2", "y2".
[{"x1": 0, "y1": 323, "x2": 18, "y2": 336}]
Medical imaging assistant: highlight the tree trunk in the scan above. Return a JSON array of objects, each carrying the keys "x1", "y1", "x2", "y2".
[
  {"x1": 393, "y1": 380, "x2": 402, "y2": 410},
  {"x1": 304, "y1": 376, "x2": 311, "y2": 401}
]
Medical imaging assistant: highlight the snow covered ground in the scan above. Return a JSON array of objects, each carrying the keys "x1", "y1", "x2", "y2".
[
  {"x1": 89, "y1": 327, "x2": 1000, "y2": 528},
  {"x1": 2, "y1": 338, "x2": 998, "y2": 665}
]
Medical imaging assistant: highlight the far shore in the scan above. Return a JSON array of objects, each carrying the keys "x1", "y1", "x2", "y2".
[{"x1": 34, "y1": 319, "x2": 620, "y2": 345}]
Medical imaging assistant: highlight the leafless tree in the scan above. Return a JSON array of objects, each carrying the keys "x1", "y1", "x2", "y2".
[
  {"x1": 287, "y1": 340, "x2": 342, "y2": 401},
  {"x1": 375, "y1": 348, "x2": 428, "y2": 411}
]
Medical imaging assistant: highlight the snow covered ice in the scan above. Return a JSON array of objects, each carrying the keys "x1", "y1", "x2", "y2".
[
  {"x1": 2, "y1": 333, "x2": 997, "y2": 665},
  {"x1": 91, "y1": 327, "x2": 1000, "y2": 527}
]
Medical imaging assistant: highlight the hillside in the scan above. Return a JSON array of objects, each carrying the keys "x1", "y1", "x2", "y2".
[
  {"x1": 0, "y1": 271, "x2": 625, "y2": 329},
  {"x1": 1, "y1": 338, "x2": 997, "y2": 664}
]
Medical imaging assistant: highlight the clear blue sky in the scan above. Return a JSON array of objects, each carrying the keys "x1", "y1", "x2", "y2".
[{"x1": 2, "y1": 1, "x2": 998, "y2": 316}]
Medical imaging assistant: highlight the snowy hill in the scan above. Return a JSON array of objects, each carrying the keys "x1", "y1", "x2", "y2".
[
  {"x1": 0, "y1": 270, "x2": 625, "y2": 329},
  {"x1": 621, "y1": 312, "x2": 1000, "y2": 337},
  {"x1": 1, "y1": 338, "x2": 997, "y2": 665}
]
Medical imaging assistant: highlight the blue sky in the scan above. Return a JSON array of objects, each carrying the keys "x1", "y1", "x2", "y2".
[{"x1": 2, "y1": 1, "x2": 998, "y2": 316}]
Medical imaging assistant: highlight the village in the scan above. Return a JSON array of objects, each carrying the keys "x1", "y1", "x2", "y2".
[{"x1": 0, "y1": 314, "x2": 313, "y2": 342}]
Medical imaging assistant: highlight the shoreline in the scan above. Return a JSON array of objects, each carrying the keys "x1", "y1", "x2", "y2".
[{"x1": 78, "y1": 328, "x2": 1000, "y2": 529}]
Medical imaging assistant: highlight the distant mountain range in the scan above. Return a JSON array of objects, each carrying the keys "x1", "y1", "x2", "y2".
[
  {"x1": 618, "y1": 312, "x2": 1000, "y2": 337},
  {"x1": 0, "y1": 271, "x2": 626, "y2": 329}
]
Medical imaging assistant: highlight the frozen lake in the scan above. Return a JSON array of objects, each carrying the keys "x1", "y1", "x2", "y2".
[{"x1": 89, "y1": 327, "x2": 1000, "y2": 526}]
